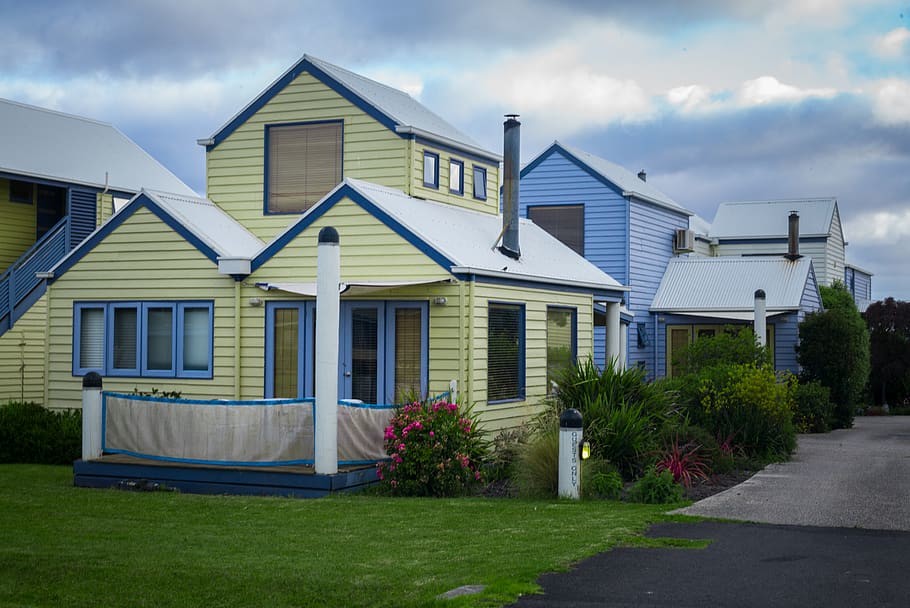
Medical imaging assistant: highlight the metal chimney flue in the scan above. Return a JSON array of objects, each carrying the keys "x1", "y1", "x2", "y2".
[
  {"x1": 500, "y1": 114, "x2": 521, "y2": 260},
  {"x1": 785, "y1": 211, "x2": 801, "y2": 261}
]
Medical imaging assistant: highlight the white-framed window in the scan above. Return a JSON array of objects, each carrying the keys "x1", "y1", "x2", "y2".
[
  {"x1": 73, "y1": 301, "x2": 213, "y2": 379},
  {"x1": 265, "y1": 121, "x2": 343, "y2": 214}
]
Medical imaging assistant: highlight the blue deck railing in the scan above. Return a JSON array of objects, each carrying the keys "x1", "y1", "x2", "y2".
[{"x1": 0, "y1": 218, "x2": 68, "y2": 335}]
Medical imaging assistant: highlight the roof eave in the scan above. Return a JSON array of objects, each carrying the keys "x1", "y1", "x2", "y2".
[
  {"x1": 395, "y1": 126, "x2": 501, "y2": 163},
  {"x1": 451, "y1": 266, "x2": 629, "y2": 293}
]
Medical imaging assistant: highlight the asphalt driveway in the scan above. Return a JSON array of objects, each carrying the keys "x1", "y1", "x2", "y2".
[{"x1": 676, "y1": 416, "x2": 910, "y2": 530}]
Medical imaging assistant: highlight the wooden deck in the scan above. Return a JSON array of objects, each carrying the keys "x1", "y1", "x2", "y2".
[{"x1": 73, "y1": 454, "x2": 380, "y2": 498}]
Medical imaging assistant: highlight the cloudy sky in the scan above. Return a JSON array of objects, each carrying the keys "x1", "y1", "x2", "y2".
[{"x1": 2, "y1": 0, "x2": 908, "y2": 298}]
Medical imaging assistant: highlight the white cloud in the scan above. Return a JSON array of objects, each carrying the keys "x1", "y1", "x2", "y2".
[
  {"x1": 666, "y1": 84, "x2": 713, "y2": 113},
  {"x1": 871, "y1": 78, "x2": 910, "y2": 125},
  {"x1": 737, "y1": 76, "x2": 837, "y2": 106},
  {"x1": 874, "y1": 27, "x2": 910, "y2": 58},
  {"x1": 849, "y1": 208, "x2": 910, "y2": 245}
]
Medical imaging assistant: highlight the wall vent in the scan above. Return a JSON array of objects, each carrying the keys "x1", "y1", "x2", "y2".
[{"x1": 673, "y1": 228, "x2": 695, "y2": 253}]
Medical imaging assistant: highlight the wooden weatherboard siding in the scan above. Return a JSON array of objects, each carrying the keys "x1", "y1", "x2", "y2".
[
  {"x1": 410, "y1": 141, "x2": 500, "y2": 215},
  {"x1": 826, "y1": 209, "x2": 845, "y2": 287},
  {"x1": 45, "y1": 207, "x2": 237, "y2": 408},
  {"x1": 468, "y1": 282, "x2": 593, "y2": 432},
  {"x1": 627, "y1": 199, "x2": 690, "y2": 378},
  {"x1": 205, "y1": 71, "x2": 407, "y2": 242},
  {"x1": 0, "y1": 177, "x2": 38, "y2": 269},
  {"x1": 518, "y1": 149, "x2": 628, "y2": 369},
  {"x1": 0, "y1": 293, "x2": 47, "y2": 403}
]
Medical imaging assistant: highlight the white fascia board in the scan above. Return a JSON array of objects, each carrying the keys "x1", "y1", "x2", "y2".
[
  {"x1": 394, "y1": 126, "x2": 502, "y2": 163},
  {"x1": 451, "y1": 266, "x2": 630, "y2": 293}
]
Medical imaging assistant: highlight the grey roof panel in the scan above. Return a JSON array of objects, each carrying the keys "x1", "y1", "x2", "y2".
[
  {"x1": 651, "y1": 256, "x2": 814, "y2": 312},
  {"x1": 0, "y1": 98, "x2": 196, "y2": 196},
  {"x1": 710, "y1": 198, "x2": 836, "y2": 239}
]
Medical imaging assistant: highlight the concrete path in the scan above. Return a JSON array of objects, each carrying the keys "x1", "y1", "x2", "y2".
[{"x1": 676, "y1": 416, "x2": 910, "y2": 531}]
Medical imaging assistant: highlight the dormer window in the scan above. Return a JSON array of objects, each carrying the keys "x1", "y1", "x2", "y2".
[
  {"x1": 423, "y1": 151, "x2": 439, "y2": 189},
  {"x1": 449, "y1": 159, "x2": 464, "y2": 195},
  {"x1": 472, "y1": 166, "x2": 487, "y2": 200},
  {"x1": 266, "y1": 121, "x2": 342, "y2": 214}
]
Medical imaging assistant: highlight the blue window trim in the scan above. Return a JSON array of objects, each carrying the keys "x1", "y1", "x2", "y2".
[
  {"x1": 384, "y1": 301, "x2": 429, "y2": 404},
  {"x1": 448, "y1": 159, "x2": 464, "y2": 195},
  {"x1": 73, "y1": 303, "x2": 106, "y2": 376},
  {"x1": 263, "y1": 119, "x2": 345, "y2": 216},
  {"x1": 423, "y1": 151, "x2": 440, "y2": 189},
  {"x1": 487, "y1": 301, "x2": 526, "y2": 404},
  {"x1": 140, "y1": 302, "x2": 177, "y2": 377},
  {"x1": 264, "y1": 301, "x2": 315, "y2": 399},
  {"x1": 107, "y1": 302, "x2": 141, "y2": 377},
  {"x1": 472, "y1": 165, "x2": 487, "y2": 200},
  {"x1": 8, "y1": 179, "x2": 34, "y2": 204},
  {"x1": 71, "y1": 301, "x2": 214, "y2": 379}
]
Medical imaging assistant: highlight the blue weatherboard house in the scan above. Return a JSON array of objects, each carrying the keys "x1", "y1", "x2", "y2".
[{"x1": 519, "y1": 141, "x2": 694, "y2": 377}]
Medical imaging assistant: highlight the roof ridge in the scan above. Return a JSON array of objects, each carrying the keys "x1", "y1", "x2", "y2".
[
  {"x1": 305, "y1": 54, "x2": 413, "y2": 99},
  {"x1": 0, "y1": 97, "x2": 113, "y2": 128}
]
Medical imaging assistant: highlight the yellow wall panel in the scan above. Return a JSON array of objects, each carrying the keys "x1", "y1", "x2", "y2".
[
  {"x1": 0, "y1": 294, "x2": 47, "y2": 403},
  {"x1": 0, "y1": 178, "x2": 37, "y2": 269}
]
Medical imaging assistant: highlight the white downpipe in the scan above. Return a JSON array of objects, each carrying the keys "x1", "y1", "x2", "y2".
[
  {"x1": 606, "y1": 302, "x2": 622, "y2": 370},
  {"x1": 315, "y1": 227, "x2": 341, "y2": 475},
  {"x1": 754, "y1": 289, "x2": 767, "y2": 348}
]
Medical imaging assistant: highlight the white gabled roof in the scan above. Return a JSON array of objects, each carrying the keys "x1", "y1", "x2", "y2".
[
  {"x1": 550, "y1": 142, "x2": 693, "y2": 215},
  {"x1": 268, "y1": 178, "x2": 625, "y2": 293},
  {"x1": 142, "y1": 190, "x2": 264, "y2": 258},
  {"x1": 0, "y1": 98, "x2": 196, "y2": 196},
  {"x1": 651, "y1": 256, "x2": 814, "y2": 313},
  {"x1": 689, "y1": 214, "x2": 712, "y2": 236},
  {"x1": 710, "y1": 198, "x2": 837, "y2": 239}
]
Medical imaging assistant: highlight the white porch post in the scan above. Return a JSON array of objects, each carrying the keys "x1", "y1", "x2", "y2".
[
  {"x1": 315, "y1": 227, "x2": 340, "y2": 475},
  {"x1": 606, "y1": 302, "x2": 622, "y2": 371},
  {"x1": 754, "y1": 289, "x2": 767, "y2": 348},
  {"x1": 619, "y1": 323, "x2": 628, "y2": 370}
]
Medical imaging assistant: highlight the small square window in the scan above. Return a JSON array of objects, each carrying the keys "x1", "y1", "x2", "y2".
[
  {"x1": 423, "y1": 151, "x2": 439, "y2": 189},
  {"x1": 472, "y1": 166, "x2": 487, "y2": 200},
  {"x1": 449, "y1": 159, "x2": 464, "y2": 195},
  {"x1": 9, "y1": 180, "x2": 33, "y2": 204}
]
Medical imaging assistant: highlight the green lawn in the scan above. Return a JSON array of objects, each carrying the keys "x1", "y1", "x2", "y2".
[{"x1": 0, "y1": 465, "x2": 695, "y2": 607}]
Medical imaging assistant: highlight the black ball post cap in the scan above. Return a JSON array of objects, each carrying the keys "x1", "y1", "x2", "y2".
[
  {"x1": 755, "y1": 289, "x2": 766, "y2": 299},
  {"x1": 83, "y1": 371, "x2": 103, "y2": 388},
  {"x1": 318, "y1": 226, "x2": 339, "y2": 244},
  {"x1": 559, "y1": 408, "x2": 583, "y2": 429}
]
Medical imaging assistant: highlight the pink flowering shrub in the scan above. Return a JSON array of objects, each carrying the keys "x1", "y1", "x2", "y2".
[{"x1": 377, "y1": 400, "x2": 486, "y2": 497}]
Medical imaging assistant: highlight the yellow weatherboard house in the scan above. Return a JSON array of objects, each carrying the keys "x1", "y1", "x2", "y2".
[{"x1": 41, "y1": 54, "x2": 627, "y2": 430}]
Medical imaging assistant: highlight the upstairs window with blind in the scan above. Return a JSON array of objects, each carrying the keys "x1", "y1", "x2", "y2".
[
  {"x1": 527, "y1": 204, "x2": 584, "y2": 256},
  {"x1": 266, "y1": 121, "x2": 343, "y2": 214},
  {"x1": 487, "y1": 302, "x2": 525, "y2": 403},
  {"x1": 73, "y1": 301, "x2": 213, "y2": 378}
]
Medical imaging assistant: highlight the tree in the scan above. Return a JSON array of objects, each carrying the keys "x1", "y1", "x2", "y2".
[
  {"x1": 864, "y1": 298, "x2": 910, "y2": 406},
  {"x1": 798, "y1": 282, "x2": 870, "y2": 428}
]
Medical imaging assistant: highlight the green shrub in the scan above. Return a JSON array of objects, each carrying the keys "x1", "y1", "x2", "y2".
[
  {"x1": 514, "y1": 426, "x2": 560, "y2": 498},
  {"x1": 696, "y1": 364, "x2": 797, "y2": 459},
  {"x1": 0, "y1": 402, "x2": 81, "y2": 464},
  {"x1": 486, "y1": 425, "x2": 531, "y2": 482},
  {"x1": 552, "y1": 359, "x2": 671, "y2": 478},
  {"x1": 794, "y1": 380, "x2": 834, "y2": 433},
  {"x1": 674, "y1": 326, "x2": 770, "y2": 375},
  {"x1": 627, "y1": 467, "x2": 684, "y2": 504},
  {"x1": 799, "y1": 282, "x2": 871, "y2": 428},
  {"x1": 377, "y1": 401, "x2": 486, "y2": 497},
  {"x1": 657, "y1": 422, "x2": 729, "y2": 473},
  {"x1": 582, "y1": 459, "x2": 623, "y2": 500}
]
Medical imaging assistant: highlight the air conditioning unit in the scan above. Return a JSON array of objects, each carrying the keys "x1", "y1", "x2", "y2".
[{"x1": 673, "y1": 228, "x2": 695, "y2": 253}]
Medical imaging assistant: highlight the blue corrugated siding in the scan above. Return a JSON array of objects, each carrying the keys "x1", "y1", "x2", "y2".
[
  {"x1": 519, "y1": 149, "x2": 629, "y2": 367},
  {"x1": 628, "y1": 200, "x2": 689, "y2": 378},
  {"x1": 69, "y1": 189, "x2": 97, "y2": 249}
]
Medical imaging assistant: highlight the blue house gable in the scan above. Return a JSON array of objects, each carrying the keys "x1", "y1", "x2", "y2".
[{"x1": 519, "y1": 142, "x2": 692, "y2": 377}]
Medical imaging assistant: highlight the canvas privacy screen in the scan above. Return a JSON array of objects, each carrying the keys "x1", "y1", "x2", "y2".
[{"x1": 102, "y1": 393, "x2": 394, "y2": 466}]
